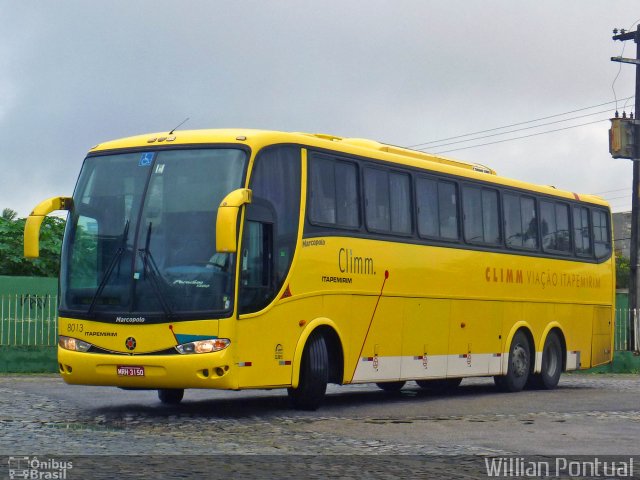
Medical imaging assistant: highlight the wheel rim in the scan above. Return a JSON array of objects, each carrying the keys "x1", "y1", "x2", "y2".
[{"x1": 512, "y1": 344, "x2": 528, "y2": 377}]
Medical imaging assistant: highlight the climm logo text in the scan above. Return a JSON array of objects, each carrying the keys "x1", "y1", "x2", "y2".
[
  {"x1": 485, "y1": 267, "x2": 524, "y2": 284},
  {"x1": 338, "y1": 248, "x2": 374, "y2": 275}
]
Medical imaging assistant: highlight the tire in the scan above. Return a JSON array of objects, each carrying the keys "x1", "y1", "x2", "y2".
[
  {"x1": 495, "y1": 330, "x2": 531, "y2": 392},
  {"x1": 527, "y1": 332, "x2": 562, "y2": 390},
  {"x1": 287, "y1": 331, "x2": 328, "y2": 410},
  {"x1": 376, "y1": 381, "x2": 406, "y2": 392},
  {"x1": 158, "y1": 388, "x2": 184, "y2": 404},
  {"x1": 416, "y1": 378, "x2": 462, "y2": 393}
]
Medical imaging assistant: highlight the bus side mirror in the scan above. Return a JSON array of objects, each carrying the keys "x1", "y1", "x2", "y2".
[
  {"x1": 216, "y1": 188, "x2": 252, "y2": 253},
  {"x1": 24, "y1": 196, "x2": 73, "y2": 258}
]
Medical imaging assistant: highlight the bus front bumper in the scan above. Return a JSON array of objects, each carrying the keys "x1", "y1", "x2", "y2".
[{"x1": 57, "y1": 347, "x2": 238, "y2": 390}]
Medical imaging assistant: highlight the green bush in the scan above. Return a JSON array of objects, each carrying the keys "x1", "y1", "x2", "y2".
[{"x1": 0, "y1": 213, "x2": 66, "y2": 277}]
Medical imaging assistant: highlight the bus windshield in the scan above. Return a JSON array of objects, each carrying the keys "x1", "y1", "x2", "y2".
[{"x1": 59, "y1": 148, "x2": 247, "y2": 321}]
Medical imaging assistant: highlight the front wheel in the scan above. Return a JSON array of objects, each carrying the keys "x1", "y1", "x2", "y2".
[
  {"x1": 495, "y1": 331, "x2": 531, "y2": 392},
  {"x1": 527, "y1": 332, "x2": 562, "y2": 390},
  {"x1": 287, "y1": 331, "x2": 328, "y2": 410},
  {"x1": 158, "y1": 388, "x2": 184, "y2": 405}
]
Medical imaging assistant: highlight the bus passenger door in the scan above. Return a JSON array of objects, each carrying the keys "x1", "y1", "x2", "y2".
[
  {"x1": 238, "y1": 203, "x2": 275, "y2": 314},
  {"x1": 235, "y1": 145, "x2": 302, "y2": 389},
  {"x1": 236, "y1": 200, "x2": 292, "y2": 388}
]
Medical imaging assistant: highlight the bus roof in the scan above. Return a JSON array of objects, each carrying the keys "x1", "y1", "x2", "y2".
[{"x1": 90, "y1": 129, "x2": 609, "y2": 208}]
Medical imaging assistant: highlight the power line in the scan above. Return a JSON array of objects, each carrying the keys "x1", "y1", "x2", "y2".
[
  {"x1": 594, "y1": 187, "x2": 632, "y2": 195},
  {"x1": 605, "y1": 194, "x2": 634, "y2": 201},
  {"x1": 418, "y1": 108, "x2": 614, "y2": 151},
  {"x1": 407, "y1": 96, "x2": 634, "y2": 149},
  {"x1": 610, "y1": 204, "x2": 632, "y2": 211},
  {"x1": 430, "y1": 119, "x2": 608, "y2": 155}
]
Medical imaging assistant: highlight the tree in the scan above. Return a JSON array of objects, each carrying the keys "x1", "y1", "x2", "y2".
[
  {"x1": 0, "y1": 213, "x2": 66, "y2": 277},
  {"x1": 1, "y1": 208, "x2": 17, "y2": 221},
  {"x1": 616, "y1": 254, "x2": 630, "y2": 290}
]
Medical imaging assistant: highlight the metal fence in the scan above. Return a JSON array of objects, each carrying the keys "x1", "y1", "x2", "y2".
[
  {"x1": 0, "y1": 294, "x2": 58, "y2": 346},
  {"x1": 616, "y1": 308, "x2": 640, "y2": 352}
]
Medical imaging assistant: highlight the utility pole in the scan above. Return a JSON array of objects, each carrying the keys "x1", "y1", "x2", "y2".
[{"x1": 611, "y1": 24, "x2": 640, "y2": 352}]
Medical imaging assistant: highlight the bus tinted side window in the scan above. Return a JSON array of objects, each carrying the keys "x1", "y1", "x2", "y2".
[
  {"x1": 463, "y1": 185, "x2": 500, "y2": 244},
  {"x1": 308, "y1": 155, "x2": 359, "y2": 229},
  {"x1": 416, "y1": 177, "x2": 438, "y2": 237},
  {"x1": 540, "y1": 201, "x2": 571, "y2": 254},
  {"x1": 592, "y1": 209, "x2": 611, "y2": 259},
  {"x1": 364, "y1": 168, "x2": 411, "y2": 235},
  {"x1": 439, "y1": 182, "x2": 459, "y2": 240},
  {"x1": 573, "y1": 206, "x2": 592, "y2": 257},
  {"x1": 416, "y1": 177, "x2": 459, "y2": 240},
  {"x1": 335, "y1": 162, "x2": 359, "y2": 227},
  {"x1": 309, "y1": 156, "x2": 336, "y2": 224},
  {"x1": 504, "y1": 194, "x2": 538, "y2": 250},
  {"x1": 390, "y1": 172, "x2": 411, "y2": 234}
]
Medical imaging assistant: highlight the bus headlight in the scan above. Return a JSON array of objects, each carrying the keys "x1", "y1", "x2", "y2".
[
  {"x1": 176, "y1": 338, "x2": 230, "y2": 354},
  {"x1": 59, "y1": 335, "x2": 92, "y2": 352}
]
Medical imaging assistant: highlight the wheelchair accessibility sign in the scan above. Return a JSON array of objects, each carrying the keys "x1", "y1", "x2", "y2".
[{"x1": 139, "y1": 153, "x2": 154, "y2": 167}]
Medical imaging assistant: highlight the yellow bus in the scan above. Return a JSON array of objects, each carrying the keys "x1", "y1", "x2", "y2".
[{"x1": 24, "y1": 129, "x2": 614, "y2": 409}]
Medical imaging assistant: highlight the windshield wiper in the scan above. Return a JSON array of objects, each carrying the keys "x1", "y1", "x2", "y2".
[
  {"x1": 137, "y1": 222, "x2": 174, "y2": 318},
  {"x1": 87, "y1": 219, "x2": 130, "y2": 316}
]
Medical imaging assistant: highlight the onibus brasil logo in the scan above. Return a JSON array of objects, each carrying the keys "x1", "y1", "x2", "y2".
[{"x1": 8, "y1": 456, "x2": 73, "y2": 479}]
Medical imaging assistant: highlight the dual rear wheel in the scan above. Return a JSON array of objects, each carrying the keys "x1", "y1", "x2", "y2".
[
  {"x1": 527, "y1": 332, "x2": 563, "y2": 390},
  {"x1": 495, "y1": 330, "x2": 562, "y2": 392}
]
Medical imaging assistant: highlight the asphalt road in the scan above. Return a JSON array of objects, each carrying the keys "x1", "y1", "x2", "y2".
[{"x1": 1, "y1": 373, "x2": 638, "y2": 479}]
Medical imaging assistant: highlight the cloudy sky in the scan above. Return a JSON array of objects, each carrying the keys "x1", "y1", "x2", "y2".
[{"x1": 1, "y1": 1, "x2": 639, "y2": 217}]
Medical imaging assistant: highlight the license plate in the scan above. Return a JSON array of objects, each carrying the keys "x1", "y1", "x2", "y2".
[{"x1": 117, "y1": 365, "x2": 145, "y2": 376}]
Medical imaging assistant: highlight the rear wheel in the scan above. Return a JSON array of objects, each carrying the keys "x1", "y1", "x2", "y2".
[
  {"x1": 287, "y1": 331, "x2": 328, "y2": 410},
  {"x1": 495, "y1": 330, "x2": 531, "y2": 392},
  {"x1": 158, "y1": 388, "x2": 184, "y2": 405},
  {"x1": 376, "y1": 381, "x2": 406, "y2": 392},
  {"x1": 416, "y1": 378, "x2": 462, "y2": 393},
  {"x1": 527, "y1": 332, "x2": 562, "y2": 390}
]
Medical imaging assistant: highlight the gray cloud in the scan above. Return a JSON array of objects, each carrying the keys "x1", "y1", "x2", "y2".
[{"x1": 1, "y1": 0, "x2": 638, "y2": 215}]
